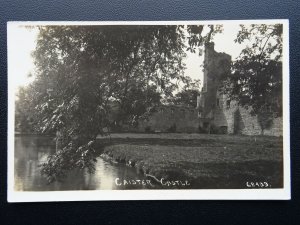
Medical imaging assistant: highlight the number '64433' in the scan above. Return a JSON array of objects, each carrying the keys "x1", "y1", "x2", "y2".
[{"x1": 246, "y1": 182, "x2": 270, "y2": 188}]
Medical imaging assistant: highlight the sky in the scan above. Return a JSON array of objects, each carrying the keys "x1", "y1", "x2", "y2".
[
  {"x1": 8, "y1": 23, "x2": 245, "y2": 92},
  {"x1": 8, "y1": 25, "x2": 38, "y2": 89},
  {"x1": 184, "y1": 24, "x2": 244, "y2": 86}
]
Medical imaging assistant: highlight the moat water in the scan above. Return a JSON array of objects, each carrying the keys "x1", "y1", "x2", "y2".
[{"x1": 14, "y1": 135, "x2": 149, "y2": 191}]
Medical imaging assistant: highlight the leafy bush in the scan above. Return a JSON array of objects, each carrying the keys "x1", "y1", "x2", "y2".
[{"x1": 40, "y1": 140, "x2": 97, "y2": 183}]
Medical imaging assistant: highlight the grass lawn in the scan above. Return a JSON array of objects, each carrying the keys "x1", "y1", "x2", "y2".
[{"x1": 99, "y1": 133, "x2": 283, "y2": 189}]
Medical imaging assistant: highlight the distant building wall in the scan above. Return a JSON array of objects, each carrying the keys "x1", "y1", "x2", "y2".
[
  {"x1": 125, "y1": 42, "x2": 283, "y2": 136},
  {"x1": 213, "y1": 98, "x2": 283, "y2": 136},
  {"x1": 212, "y1": 94, "x2": 235, "y2": 134},
  {"x1": 236, "y1": 106, "x2": 282, "y2": 136},
  {"x1": 136, "y1": 105, "x2": 199, "y2": 133}
]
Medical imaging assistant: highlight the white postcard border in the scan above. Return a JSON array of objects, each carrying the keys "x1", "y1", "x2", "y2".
[{"x1": 7, "y1": 19, "x2": 290, "y2": 202}]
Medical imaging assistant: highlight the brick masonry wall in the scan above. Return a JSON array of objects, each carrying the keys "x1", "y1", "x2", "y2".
[
  {"x1": 132, "y1": 102, "x2": 282, "y2": 136},
  {"x1": 137, "y1": 106, "x2": 199, "y2": 133},
  {"x1": 212, "y1": 96, "x2": 283, "y2": 136},
  {"x1": 213, "y1": 98, "x2": 236, "y2": 134},
  {"x1": 215, "y1": 99, "x2": 283, "y2": 136},
  {"x1": 237, "y1": 107, "x2": 283, "y2": 136}
]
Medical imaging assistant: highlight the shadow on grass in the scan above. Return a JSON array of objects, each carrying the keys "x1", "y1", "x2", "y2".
[{"x1": 178, "y1": 160, "x2": 283, "y2": 189}]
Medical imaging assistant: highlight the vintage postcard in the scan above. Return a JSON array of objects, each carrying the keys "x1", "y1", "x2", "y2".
[{"x1": 7, "y1": 20, "x2": 290, "y2": 202}]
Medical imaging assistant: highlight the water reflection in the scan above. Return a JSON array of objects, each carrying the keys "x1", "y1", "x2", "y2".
[{"x1": 14, "y1": 135, "x2": 149, "y2": 191}]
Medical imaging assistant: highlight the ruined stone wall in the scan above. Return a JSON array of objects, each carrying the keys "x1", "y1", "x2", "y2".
[
  {"x1": 262, "y1": 117, "x2": 283, "y2": 136},
  {"x1": 125, "y1": 42, "x2": 283, "y2": 136},
  {"x1": 204, "y1": 42, "x2": 283, "y2": 137},
  {"x1": 137, "y1": 105, "x2": 199, "y2": 133},
  {"x1": 217, "y1": 99, "x2": 283, "y2": 136},
  {"x1": 236, "y1": 106, "x2": 282, "y2": 136},
  {"x1": 212, "y1": 94, "x2": 236, "y2": 134}
]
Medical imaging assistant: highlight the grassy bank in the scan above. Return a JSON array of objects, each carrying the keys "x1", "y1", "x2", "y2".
[{"x1": 100, "y1": 134, "x2": 283, "y2": 189}]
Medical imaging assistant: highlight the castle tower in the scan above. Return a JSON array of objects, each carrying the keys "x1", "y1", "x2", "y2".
[
  {"x1": 197, "y1": 42, "x2": 231, "y2": 132},
  {"x1": 196, "y1": 42, "x2": 282, "y2": 136}
]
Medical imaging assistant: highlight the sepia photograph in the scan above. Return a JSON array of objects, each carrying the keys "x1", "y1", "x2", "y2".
[{"x1": 7, "y1": 20, "x2": 290, "y2": 201}]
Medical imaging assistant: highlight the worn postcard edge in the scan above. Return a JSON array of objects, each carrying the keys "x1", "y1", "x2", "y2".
[{"x1": 7, "y1": 19, "x2": 290, "y2": 202}]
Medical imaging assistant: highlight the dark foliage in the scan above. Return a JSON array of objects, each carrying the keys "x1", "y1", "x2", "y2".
[
  {"x1": 220, "y1": 24, "x2": 283, "y2": 132},
  {"x1": 21, "y1": 25, "x2": 188, "y2": 182}
]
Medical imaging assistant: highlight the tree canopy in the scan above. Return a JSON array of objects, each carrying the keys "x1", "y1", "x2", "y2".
[
  {"x1": 220, "y1": 24, "x2": 283, "y2": 132},
  {"x1": 170, "y1": 77, "x2": 201, "y2": 107},
  {"x1": 24, "y1": 25, "x2": 192, "y2": 182}
]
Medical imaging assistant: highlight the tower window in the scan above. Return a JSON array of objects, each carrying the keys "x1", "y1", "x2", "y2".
[
  {"x1": 216, "y1": 98, "x2": 220, "y2": 108},
  {"x1": 226, "y1": 100, "x2": 231, "y2": 109}
]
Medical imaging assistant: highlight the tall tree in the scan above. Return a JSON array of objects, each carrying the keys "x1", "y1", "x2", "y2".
[
  {"x1": 186, "y1": 24, "x2": 223, "y2": 54},
  {"x1": 220, "y1": 24, "x2": 283, "y2": 133},
  {"x1": 17, "y1": 24, "x2": 223, "y2": 182},
  {"x1": 170, "y1": 77, "x2": 201, "y2": 107},
  {"x1": 15, "y1": 86, "x2": 36, "y2": 133},
  {"x1": 26, "y1": 25, "x2": 186, "y2": 182}
]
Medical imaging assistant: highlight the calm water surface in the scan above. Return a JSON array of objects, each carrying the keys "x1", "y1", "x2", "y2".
[{"x1": 14, "y1": 135, "x2": 149, "y2": 191}]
